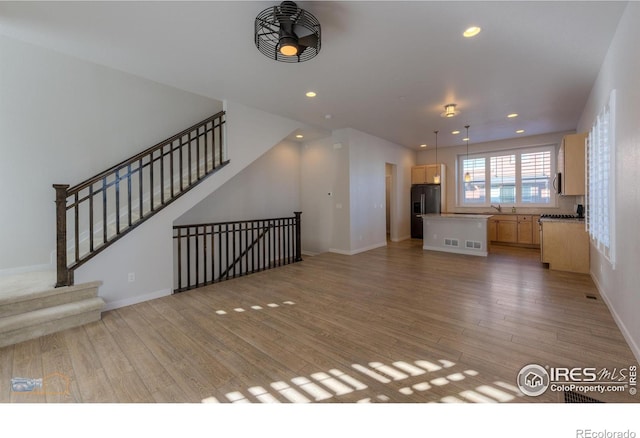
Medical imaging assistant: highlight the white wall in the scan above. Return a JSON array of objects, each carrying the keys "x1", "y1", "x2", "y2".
[
  {"x1": 0, "y1": 35, "x2": 223, "y2": 273},
  {"x1": 347, "y1": 128, "x2": 415, "y2": 252},
  {"x1": 175, "y1": 140, "x2": 301, "y2": 225},
  {"x1": 576, "y1": 2, "x2": 640, "y2": 361},
  {"x1": 417, "y1": 131, "x2": 580, "y2": 215},
  {"x1": 300, "y1": 136, "x2": 336, "y2": 255},
  {"x1": 299, "y1": 128, "x2": 415, "y2": 255}
]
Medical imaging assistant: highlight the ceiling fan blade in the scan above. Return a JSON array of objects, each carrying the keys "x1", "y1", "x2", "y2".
[{"x1": 298, "y1": 34, "x2": 318, "y2": 49}]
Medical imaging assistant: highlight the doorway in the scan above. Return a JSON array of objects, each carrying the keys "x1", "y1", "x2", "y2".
[{"x1": 385, "y1": 163, "x2": 395, "y2": 241}]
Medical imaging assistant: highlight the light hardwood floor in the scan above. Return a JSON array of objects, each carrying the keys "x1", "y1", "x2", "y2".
[{"x1": 1, "y1": 240, "x2": 637, "y2": 403}]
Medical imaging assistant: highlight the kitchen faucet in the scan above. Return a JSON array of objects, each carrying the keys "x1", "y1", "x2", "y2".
[{"x1": 491, "y1": 204, "x2": 502, "y2": 213}]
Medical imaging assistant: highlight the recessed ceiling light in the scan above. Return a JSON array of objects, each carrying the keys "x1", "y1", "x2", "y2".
[
  {"x1": 507, "y1": 113, "x2": 519, "y2": 118},
  {"x1": 463, "y1": 26, "x2": 482, "y2": 38},
  {"x1": 516, "y1": 129, "x2": 525, "y2": 134},
  {"x1": 324, "y1": 114, "x2": 332, "y2": 119},
  {"x1": 462, "y1": 137, "x2": 470, "y2": 142},
  {"x1": 452, "y1": 130, "x2": 460, "y2": 135},
  {"x1": 420, "y1": 144, "x2": 427, "y2": 148},
  {"x1": 296, "y1": 134, "x2": 304, "y2": 139},
  {"x1": 305, "y1": 91, "x2": 317, "y2": 97}
]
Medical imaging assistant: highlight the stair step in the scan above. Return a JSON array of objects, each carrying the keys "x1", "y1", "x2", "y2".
[
  {"x1": 0, "y1": 279, "x2": 102, "y2": 317},
  {"x1": 0, "y1": 296, "x2": 105, "y2": 348}
]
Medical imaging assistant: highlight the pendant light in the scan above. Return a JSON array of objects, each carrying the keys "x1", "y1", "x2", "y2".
[
  {"x1": 464, "y1": 125, "x2": 471, "y2": 183},
  {"x1": 433, "y1": 130, "x2": 440, "y2": 184}
]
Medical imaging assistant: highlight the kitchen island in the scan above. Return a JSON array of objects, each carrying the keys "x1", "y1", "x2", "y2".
[{"x1": 421, "y1": 214, "x2": 493, "y2": 256}]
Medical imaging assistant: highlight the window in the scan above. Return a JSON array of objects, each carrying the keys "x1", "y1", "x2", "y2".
[
  {"x1": 458, "y1": 145, "x2": 555, "y2": 207},
  {"x1": 587, "y1": 89, "x2": 615, "y2": 267}
]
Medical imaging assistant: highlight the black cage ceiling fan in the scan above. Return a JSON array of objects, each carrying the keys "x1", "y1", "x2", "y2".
[{"x1": 255, "y1": 1, "x2": 321, "y2": 63}]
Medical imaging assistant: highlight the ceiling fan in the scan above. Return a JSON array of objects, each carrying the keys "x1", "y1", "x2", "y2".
[{"x1": 255, "y1": 1, "x2": 321, "y2": 63}]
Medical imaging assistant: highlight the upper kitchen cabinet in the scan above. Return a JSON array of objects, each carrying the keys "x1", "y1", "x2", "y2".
[
  {"x1": 557, "y1": 132, "x2": 587, "y2": 196},
  {"x1": 411, "y1": 164, "x2": 446, "y2": 185}
]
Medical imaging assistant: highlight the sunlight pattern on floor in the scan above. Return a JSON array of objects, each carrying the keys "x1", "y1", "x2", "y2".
[
  {"x1": 212, "y1": 300, "x2": 296, "y2": 316},
  {"x1": 201, "y1": 357, "x2": 524, "y2": 403}
]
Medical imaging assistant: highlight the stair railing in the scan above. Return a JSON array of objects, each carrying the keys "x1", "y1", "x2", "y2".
[
  {"x1": 173, "y1": 212, "x2": 302, "y2": 293},
  {"x1": 54, "y1": 111, "x2": 227, "y2": 287}
]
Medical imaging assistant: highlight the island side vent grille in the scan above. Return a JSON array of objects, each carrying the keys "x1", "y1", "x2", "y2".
[
  {"x1": 444, "y1": 238, "x2": 459, "y2": 247},
  {"x1": 466, "y1": 240, "x2": 482, "y2": 249}
]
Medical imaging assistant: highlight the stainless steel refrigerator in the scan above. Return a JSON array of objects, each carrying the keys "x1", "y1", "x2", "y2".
[{"x1": 411, "y1": 184, "x2": 441, "y2": 238}]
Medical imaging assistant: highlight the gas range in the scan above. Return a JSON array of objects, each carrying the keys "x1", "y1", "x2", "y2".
[
  {"x1": 540, "y1": 214, "x2": 580, "y2": 219},
  {"x1": 538, "y1": 214, "x2": 584, "y2": 223}
]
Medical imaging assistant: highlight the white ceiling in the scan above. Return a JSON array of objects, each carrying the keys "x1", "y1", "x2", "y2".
[{"x1": 0, "y1": 1, "x2": 628, "y2": 149}]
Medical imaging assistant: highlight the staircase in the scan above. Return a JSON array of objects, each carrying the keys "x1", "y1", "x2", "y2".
[
  {"x1": 54, "y1": 111, "x2": 227, "y2": 287},
  {"x1": 0, "y1": 272, "x2": 103, "y2": 348},
  {"x1": 0, "y1": 111, "x2": 227, "y2": 348}
]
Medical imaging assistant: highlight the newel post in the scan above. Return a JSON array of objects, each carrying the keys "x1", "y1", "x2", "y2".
[
  {"x1": 294, "y1": 211, "x2": 303, "y2": 262},
  {"x1": 53, "y1": 184, "x2": 71, "y2": 287}
]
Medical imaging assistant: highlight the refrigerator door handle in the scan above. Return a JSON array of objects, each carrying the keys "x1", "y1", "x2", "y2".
[{"x1": 421, "y1": 194, "x2": 425, "y2": 215}]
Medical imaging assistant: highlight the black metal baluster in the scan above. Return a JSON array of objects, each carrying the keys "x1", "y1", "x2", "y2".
[
  {"x1": 149, "y1": 153, "x2": 155, "y2": 212},
  {"x1": 232, "y1": 223, "x2": 237, "y2": 278},
  {"x1": 160, "y1": 146, "x2": 165, "y2": 206},
  {"x1": 218, "y1": 117, "x2": 223, "y2": 166},
  {"x1": 115, "y1": 169, "x2": 121, "y2": 235},
  {"x1": 102, "y1": 177, "x2": 108, "y2": 244},
  {"x1": 186, "y1": 227, "x2": 191, "y2": 289},
  {"x1": 127, "y1": 164, "x2": 132, "y2": 227},
  {"x1": 195, "y1": 225, "x2": 200, "y2": 287},
  {"x1": 89, "y1": 185, "x2": 94, "y2": 253},
  {"x1": 188, "y1": 131, "x2": 193, "y2": 186},
  {"x1": 179, "y1": 137, "x2": 184, "y2": 192},
  {"x1": 209, "y1": 225, "x2": 215, "y2": 284},
  {"x1": 138, "y1": 159, "x2": 143, "y2": 220},
  {"x1": 218, "y1": 225, "x2": 223, "y2": 282},
  {"x1": 177, "y1": 228, "x2": 182, "y2": 290},
  {"x1": 170, "y1": 141, "x2": 175, "y2": 198},
  {"x1": 74, "y1": 192, "x2": 79, "y2": 263}
]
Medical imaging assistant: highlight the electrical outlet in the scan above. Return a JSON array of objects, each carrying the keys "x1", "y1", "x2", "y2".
[{"x1": 128, "y1": 272, "x2": 135, "y2": 283}]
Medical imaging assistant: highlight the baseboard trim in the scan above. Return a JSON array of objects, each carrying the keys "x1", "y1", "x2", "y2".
[
  {"x1": 102, "y1": 288, "x2": 172, "y2": 312},
  {"x1": 391, "y1": 235, "x2": 411, "y2": 243},
  {"x1": 301, "y1": 250, "x2": 321, "y2": 257},
  {"x1": 329, "y1": 241, "x2": 387, "y2": 256},
  {"x1": 590, "y1": 270, "x2": 640, "y2": 364}
]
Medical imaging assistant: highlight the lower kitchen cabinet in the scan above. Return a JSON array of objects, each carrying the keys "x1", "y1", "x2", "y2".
[
  {"x1": 517, "y1": 215, "x2": 533, "y2": 244},
  {"x1": 532, "y1": 216, "x2": 540, "y2": 245},
  {"x1": 489, "y1": 215, "x2": 538, "y2": 247},
  {"x1": 497, "y1": 220, "x2": 518, "y2": 243},
  {"x1": 541, "y1": 220, "x2": 589, "y2": 274}
]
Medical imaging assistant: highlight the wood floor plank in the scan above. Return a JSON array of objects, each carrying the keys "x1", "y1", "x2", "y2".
[
  {"x1": 62, "y1": 326, "x2": 118, "y2": 402},
  {"x1": 0, "y1": 345, "x2": 14, "y2": 402}
]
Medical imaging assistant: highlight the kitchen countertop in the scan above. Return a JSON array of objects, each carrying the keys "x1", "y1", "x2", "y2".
[{"x1": 422, "y1": 213, "x2": 493, "y2": 220}]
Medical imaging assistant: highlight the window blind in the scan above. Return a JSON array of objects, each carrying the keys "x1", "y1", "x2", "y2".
[{"x1": 458, "y1": 146, "x2": 554, "y2": 207}]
